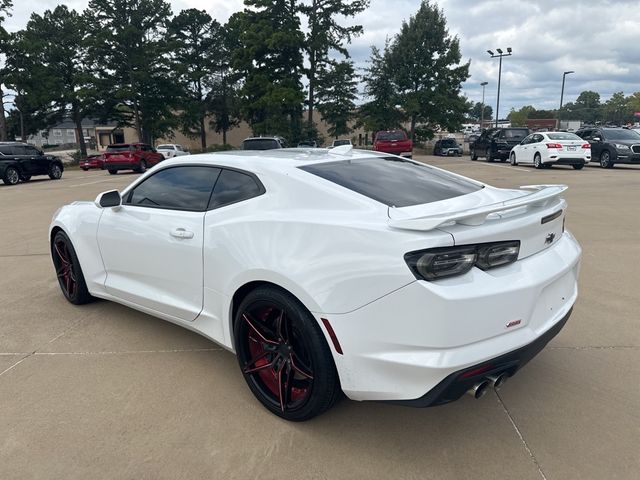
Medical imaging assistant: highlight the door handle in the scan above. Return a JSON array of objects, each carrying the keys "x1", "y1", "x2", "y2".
[{"x1": 170, "y1": 228, "x2": 194, "y2": 239}]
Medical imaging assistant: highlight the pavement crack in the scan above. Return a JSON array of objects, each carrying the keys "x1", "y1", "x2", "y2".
[
  {"x1": 495, "y1": 391, "x2": 548, "y2": 480},
  {"x1": 0, "y1": 352, "x2": 35, "y2": 378}
]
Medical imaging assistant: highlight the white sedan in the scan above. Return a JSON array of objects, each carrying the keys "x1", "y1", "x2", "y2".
[
  {"x1": 49, "y1": 148, "x2": 581, "y2": 421},
  {"x1": 510, "y1": 132, "x2": 591, "y2": 169},
  {"x1": 156, "y1": 144, "x2": 189, "y2": 158}
]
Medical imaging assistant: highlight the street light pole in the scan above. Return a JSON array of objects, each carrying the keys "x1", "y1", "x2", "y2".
[
  {"x1": 559, "y1": 70, "x2": 575, "y2": 119},
  {"x1": 487, "y1": 48, "x2": 512, "y2": 128},
  {"x1": 480, "y1": 81, "x2": 488, "y2": 128}
]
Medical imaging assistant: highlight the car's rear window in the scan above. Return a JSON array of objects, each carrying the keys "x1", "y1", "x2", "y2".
[
  {"x1": 242, "y1": 139, "x2": 280, "y2": 150},
  {"x1": 441, "y1": 139, "x2": 458, "y2": 146},
  {"x1": 503, "y1": 129, "x2": 529, "y2": 139},
  {"x1": 107, "y1": 145, "x2": 132, "y2": 152},
  {"x1": 376, "y1": 131, "x2": 407, "y2": 141},
  {"x1": 300, "y1": 157, "x2": 482, "y2": 207},
  {"x1": 547, "y1": 133, "x2": 581, "y2": 141}
]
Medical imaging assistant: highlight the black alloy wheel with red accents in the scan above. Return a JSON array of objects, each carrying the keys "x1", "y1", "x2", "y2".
[
  {"x1": 51, "y1": 231, "x2": 93, "y2": 305},
  {"x1": 234, "y1": 286, "x2": 341, "y2": 421}
]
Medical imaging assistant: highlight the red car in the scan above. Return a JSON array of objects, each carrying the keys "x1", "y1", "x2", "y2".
[
  {"x1": 373, "y1": 130, "x2": 413, "y2": 158},
  {"x1": 80, "y1": 154, "x2": 104, "y2": 171},
  {"x1": 103, "y1": 143, "x2": 164, "y2": 174}
]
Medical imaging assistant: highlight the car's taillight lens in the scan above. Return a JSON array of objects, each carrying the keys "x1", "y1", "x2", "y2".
[
  {"x1": 581, "y1": 143, "x2": 590, "y2": 149},
  {"x1": 546, "y1": 143, "x2": 563, "y2": 149},
  {"x1": 475, "y1": 241, "x2": 520, "y2": 270},
  {"x1": 405, "y1": 241, "x2": 520, "y2": 281}
]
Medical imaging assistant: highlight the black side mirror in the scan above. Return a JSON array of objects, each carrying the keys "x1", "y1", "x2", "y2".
[{"x1": 95, "y1": 190, "x2": 121, "y2": 208}]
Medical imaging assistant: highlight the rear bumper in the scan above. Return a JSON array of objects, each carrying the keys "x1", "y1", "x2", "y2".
[
  {"x1": 103, "y1": 162, "x2": 136, "y2": 171},
  {"x1": 322, "y1": 232, "x2": 581, "y2": 402},
  {"x1": 546, "y1": 157, "x2": 590, "y2": 165},
  {"x1": 387, "y1": 307, "x2": 571, "y2": 407}
]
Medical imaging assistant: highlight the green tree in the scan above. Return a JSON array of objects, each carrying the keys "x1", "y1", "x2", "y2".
[
  {"x1": 627, "y1": 92, "x2": 640, "y2": 117},
  {"x1": 87, "y1": 0, "x2": 176, "y2": 143},
  {"x1": 0, "y1": 0, "x2": 14, "y2": 140},
  {"x1": 507, "y1": 105, "x2": 536, "y2": 126},
  {"x1": 563, "y1": 90, "x2": 601, "y2": 124},
  {"x1": 7, "y1": 6, "x2": 94, "y2": 155},
  {"x1": 167, "y1": 9, "x2": 222, "y2": 150},
  {"x1": 359, "y1": 43, "x2": 404, "y2": 133},
  {"x1": 603, "y1": 92, "x2": 631, "y2": 125},
  {"x1": 389, "y1": 1, "x2": 470, "y2": 140},
  {"x1": 316, "y1": 60, "x2": 358, "y2": 139},
  {"x1": 469, "y1": 102, "x2": 492, "y2": 122},
  {"x1": 301, "y1": 0, "x2": 369, "y2": 135},
  {"x1": 231, "y1": 0, "x2": 305, "y2": 142}
]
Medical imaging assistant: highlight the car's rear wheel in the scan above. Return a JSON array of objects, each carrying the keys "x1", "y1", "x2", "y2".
[
  {"x1": 108, "y1": 169, "x2": 117, "y2": 175},
  {"x1": 136, "y1": 160, "x2": 147, "y2": 173},
  {"x1": 48, "y1": 163, "x2": 63, "y2": 180},
  {"x1": 510, "y1": 152, "x2": 517, "y2": 166},
  {"x1": 234, "y1": 286, "x2": 341, "y2": 421},
  {"x1": 600, "y1": 151, "x2": 613, "y2": 168},
  {"x1": 486, "y1": 148, "x2": 494, "y2": 162},
  {"x1": 572, "y1": 164, "x2": 584, "y2": 170},
  {"x1": 3, "y1": 166, "x2": 20, "y2": 185},
  {"x1": 534, "y1": 153, "x2": 543, "y2": 169},
  {"x1": 470, "y1": 148, "x2": 477, "y2": 161},
  {"x1": 51, "y1": 231, "x2": 93, "y2": 305}
]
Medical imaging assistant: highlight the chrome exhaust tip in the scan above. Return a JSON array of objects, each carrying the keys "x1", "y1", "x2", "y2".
[
  {"x1": 487, "y1": 373, "x2": 508, "y2": 390},
  {"x1": 467, "y1": 380, "x2": 490, "y2": 399}
]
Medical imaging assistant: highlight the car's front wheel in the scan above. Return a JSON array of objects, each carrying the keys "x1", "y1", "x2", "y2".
[
  {"x1": 51, "y1": 231, "x2": 93, "y2": 305},
  {"x1": 470, "y1": 148, "x2": 477, "y2": 161},
  {"x1": 108, "y1": 169, "x2": 117, "y2": 175},
  {"x1": 486, "y1": 148, "x2": 494, "y2": 162},
  {"x1": 136, "y1": 160, "x2": 147, "y2": 173},
  {"x1": 3, "y1": 166, "x2": 20, "y2": 185},
  {"x1": 234, "y1": 286, "x2": 341, "y2": 421},
  {"x1": 48, "y1": 163, "x2": 63, "y2": 180},
  {"x1": 600, "y1": 151, "x2": 614, "y2": 168}
]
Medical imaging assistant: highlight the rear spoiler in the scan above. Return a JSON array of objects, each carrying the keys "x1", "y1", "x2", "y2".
[{"x1": 388, "y1": 184, "x2": 567, "y2": 231}]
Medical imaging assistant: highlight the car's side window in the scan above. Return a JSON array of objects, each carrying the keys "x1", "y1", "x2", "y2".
[
  {"x1": 12, "y1": 146, "x2": 26, "y2": 155},
  {"x1": 533, "y1": 134, "x2": 544, "y2": 143},
  {"x1": 209, "y1": 169, "x2": 264, "y2": 209},
  {"x1": 25, "y1": 146, "x2": 40, "y2": 156},
  {"x1": 0, "y1": 146, "x2": 12, "y2": 155},
  {"x1": 521, "y1": 135, "x2": 532, "y2": 144},
  {"x1": 126, "y1": 166, "x2": 221, "y2": 212}
]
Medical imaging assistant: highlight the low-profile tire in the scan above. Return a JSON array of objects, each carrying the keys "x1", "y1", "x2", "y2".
[
  {"x1": 534, "y1": 153, "x2": 543, "y2": 169},
  {"x1": 234, "y1": 285, "x2": 341, "y2": 421},
  {"x1": 48, "y1": 163, "x2": 63, "y2": 180},
  {"x1": 600, "y1": 151, "x2": 614, "y2": 168},
  {"x1": 51, "y1": 230, "x2": 94, "y2": 305},
  {"x1": 486, "y1": 148, "x2": 494, "y2": 162},
  {"x1": 470, "y1": 148, "x2": 477, "y2": 161},
  {"x1": 2, "y1": 166, "x2": 20, "y2": 185},
  {"x1": 136, "y1": 160, "x2": 147, "y2": 173},
  {"x1": 572, "y1": 164, "x2": 584, "y2": 170},
  {"x1": 81, "y1": 167, "x2": 89, "y2": 171},
  {"x1": 20, "y1": 175, "x2": 32, "y2": 182},
  {"x1": 510, "y1": 152, "x2": 517, "y2": 166},
  {"x1": 108, "y1": 169, "x2": 117, "y2": 175}
]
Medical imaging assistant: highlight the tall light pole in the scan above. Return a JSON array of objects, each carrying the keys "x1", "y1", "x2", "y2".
[
  {"x1": 480, "y1": 81, "x2": 488, "y2": 128},
  {"x1": 559, "y1": 70, "x2": 574, "y2": 119},
  {"x1": 487, "y1": 48, "x2": 512, "y2": 128}
]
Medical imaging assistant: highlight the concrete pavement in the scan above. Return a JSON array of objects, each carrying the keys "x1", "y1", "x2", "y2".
[{"x1": 1, "y1": 159, "x2": 638, "y2": 479}]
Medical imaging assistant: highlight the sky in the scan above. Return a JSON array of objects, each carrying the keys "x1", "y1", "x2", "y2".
[{"x1": 7, "y1": 0, "x2": 640, "y2": 119}]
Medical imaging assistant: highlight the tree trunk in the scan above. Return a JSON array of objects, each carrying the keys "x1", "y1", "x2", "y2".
[
  {"x1": 307, "y1": 56, "x2": 316, "y2": 133},
  {"x1": 0, "y1": 87, "x2": 7, "y2": 141},
  {"x1": 410, "y1": 114, "x2": 417, "y2": 141},
  {"x1": 132, "y1": 98, "x2": 143, "y2": 142},
  {"x1": 72, "y1": 102, "x2": 88, "y2": 157},
  {"x1": 200, "y1": 114, "x2": 207, "y2": 151},
  {"x1": 222, "y1": 128, "x2": 227, "y2": 146}
]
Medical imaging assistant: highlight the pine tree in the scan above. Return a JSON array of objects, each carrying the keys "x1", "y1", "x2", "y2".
[{"x1": 316, "y1": 60, "x2": 358, "y2": 139}]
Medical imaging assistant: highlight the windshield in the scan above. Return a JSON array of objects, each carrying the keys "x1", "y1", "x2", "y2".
[
  {"x1": 106, "y1": 145, "x2": 132, "y2": 152},
  {"x1": 547, "y1": 133, "x2": 582, "y2": 141},
  {"x1": 300, "y1": 157, "x2": 481, "y2": 208},
  {"x1": 376, "y1": 131, "x2": 406, "y2": 141},
  {"x1": 333, "y1": 140, "x2": 351, "y2": 146},
  {"x1": 503, "y1": 129, "x2": 529, "y2": 139},
  {"x1": 242, "y1": 139, "x2": 281, "y2": 150},
  {"x1": 441, "y1": 139, "x2": 458, "y2": 146},
  {"x1": 157, "y1": 145, "x2": 173, "y2": 150},
  {"x1": 603, "y1": 129, "x2": 640, "y2": 141}
]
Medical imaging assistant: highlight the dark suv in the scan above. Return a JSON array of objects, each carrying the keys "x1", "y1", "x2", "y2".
[
  {"x1": 433, "y1": 138, "x2": 462, "y2": 156},
  {"x1": 575, "y1": 127, "x2": 640, "y2": 168},
  {"x1": 0, "y1": 142, "x2": 64, "y2": 185},
  {"x1": 470, "y1": 127, "x2": 530, "y2": 162}
]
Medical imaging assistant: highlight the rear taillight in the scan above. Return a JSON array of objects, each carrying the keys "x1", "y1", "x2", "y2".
[
  {"x1": 581, "y1": 143, "x2": 590, "y2": 149},
  {"x1": 404, "y1": 241, "x2": 520, "y2": 281},
  {"x1": 546, "y1": 143, "x2": 563, "y2": 149}
]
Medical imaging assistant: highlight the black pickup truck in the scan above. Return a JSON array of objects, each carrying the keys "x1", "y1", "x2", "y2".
[
  {"x1": 470, "y1": 127, "x2": 530, "y2": 162},
  {"x1": 0, "y1": 142, "x2": 64, "y2": 185}
]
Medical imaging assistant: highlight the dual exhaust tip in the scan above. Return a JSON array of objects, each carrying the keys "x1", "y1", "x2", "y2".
[{"x1": 466, "y1": 373, "x2": 509, "y2": 399}]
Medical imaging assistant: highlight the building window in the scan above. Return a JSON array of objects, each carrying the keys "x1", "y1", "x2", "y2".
[
  {"x1": 53, "y1": 129, "x2": 62, "y2": 137},
  {"x1": 67, "y1": 130, "x2": 75, "y2": 137}
]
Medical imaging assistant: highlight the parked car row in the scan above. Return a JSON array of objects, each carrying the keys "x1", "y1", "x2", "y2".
[
  {"x1": 470, "y1": 126, "x2": 640, "y2": 169},
  {"x1": 0, "y1": 141, "x2": 64, "y2": 185}
]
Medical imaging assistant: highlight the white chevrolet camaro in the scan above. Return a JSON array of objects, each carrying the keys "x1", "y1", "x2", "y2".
[
  {"x1": 50, "y1": 147, "x2": 581, "y2": 421},
  {"x1": 510, "y1": 131, "x2": 591, "y2": 169}
]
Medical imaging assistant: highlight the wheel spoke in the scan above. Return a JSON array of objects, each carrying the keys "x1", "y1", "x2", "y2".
[
  {"x1": 276, "y1": 309, "x2": 289, "y2": 342},
  {"x1": 54, "y1": 243, "x2": 69, "y2": 265},
  {"x1": 243, "y1": 350, "x2": 273, "y2": 374},
  {"x1": 242, "y1": 313, "x2": 278, "y2": 345},
  {"x1": 290, "y1": 353, "x2": 313, "y2": 380},
  {"x1": 277, "y1": 361, "x2": 293, "y2": 413}
]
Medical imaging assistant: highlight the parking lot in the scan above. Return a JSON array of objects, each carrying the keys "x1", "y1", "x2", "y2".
[{"x1": 1, "y1": 157, "x2": 639, "y2": 480}]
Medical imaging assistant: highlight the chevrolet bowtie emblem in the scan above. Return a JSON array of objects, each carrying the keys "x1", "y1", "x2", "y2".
[{"x1": 545, "y1": 233, "x2": 556, "y2": 245}]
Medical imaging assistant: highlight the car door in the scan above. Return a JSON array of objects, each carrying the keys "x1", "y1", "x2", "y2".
[
  {"x1": 516, "y1": 135, "x2": 532, "y2": 162},
  {"x1": 9, "y1": 145, "x2": 34, "y2": 175},
  {"x1": 25, "y1": 145, "x2": 48, "y2": 174},
  {"x1": 97, "y1": 165, "x2": 221, "y2": 321}
]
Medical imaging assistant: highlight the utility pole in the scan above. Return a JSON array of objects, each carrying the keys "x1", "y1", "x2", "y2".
[
  {"x1": 559, "y1": 70, "x2": 575, "y2": 120},
  {"x1": 487, "y1": 48, "x2": 512, "y2": 128}
]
